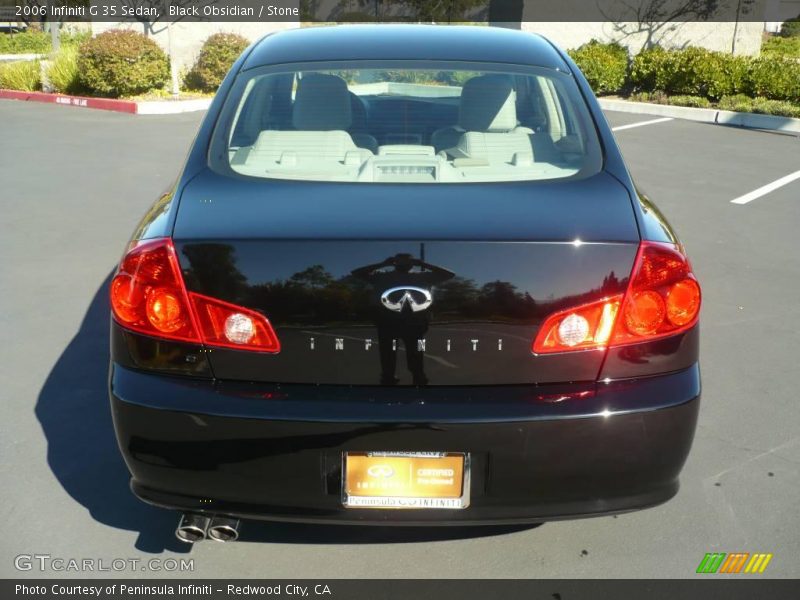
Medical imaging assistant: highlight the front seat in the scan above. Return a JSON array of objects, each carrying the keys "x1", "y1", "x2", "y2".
[{"x1": 431, "y1": 75, "x2": 532, "y2": 163}]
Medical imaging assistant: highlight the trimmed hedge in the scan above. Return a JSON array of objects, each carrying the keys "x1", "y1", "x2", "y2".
[
  {"x1": 0, "y1": 60, "x2": 40, "y2": 91},
  {"x1": 0, "y1": 31, "x2": 50, "y2": 54},
  {"x1": 746, "y1": 57, "x2": 800, "y2": 102},
  {"x1": 0, "y1": 30, "x2": 90, "y2": 54},
  {"x1": 762, "y1": 35, "x2": 800, "y2": 59},
  {"x1": 184, "y1": 33, "x2": 249, "y2": 93},
  {"x1": 568, "y1": 40, "x2": 628, "y2": 94},
  {"x1": 630, "y1": 46, "x2": 749, "y2": 100},
  {"x1": 627, "y1": 46, "x2": 799, "y2": 103},
  {"x1": 77, "y1": 30, "x2": 169, "y2": 98}
]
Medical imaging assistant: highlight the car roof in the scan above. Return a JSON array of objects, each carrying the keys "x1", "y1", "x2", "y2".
[{"x1": 242, "y1": 25, "x2": 569, "y2": 72}]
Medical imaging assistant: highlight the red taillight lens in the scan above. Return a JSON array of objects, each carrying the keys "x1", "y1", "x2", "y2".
[
  {"x1": 110, "y1": 239, "x2": 199, "y2": 343},
  {"x1": 533, "y1": 295, "x2": 622, "y2": 354},
  {"x1": 110, "y1": 238, "x2": 280, "y2": 353},
  {"x1": 610, "y1": 242, "x2": 701, "y2": 346},
  {"x1": 532, "y1": 241, "x2": 700, "y2": 354}
]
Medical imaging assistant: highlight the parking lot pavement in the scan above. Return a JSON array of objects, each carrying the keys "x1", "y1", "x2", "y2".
[{"x1": 1, "y1": 100, "x2": 798, "y2": 579}]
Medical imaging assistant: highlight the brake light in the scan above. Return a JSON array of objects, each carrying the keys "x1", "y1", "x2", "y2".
[
  {"x1": 610, "y1": 241, "x2": 700, "y2": 345},
  {"x1": 110, "y1": 238, "x2": 280, "y2": 353},
  {"x1": 110, "y1": 239, "x2": 199, "y2": 343},
  {"x1": 532, "y1": 241, "x2": 700, "y2": 354}
]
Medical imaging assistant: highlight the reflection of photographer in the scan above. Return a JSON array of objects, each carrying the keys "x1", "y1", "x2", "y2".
[
  {"x1": 352, "y1": 254, "x2": 454, "y2": 386},
  {"x1": 351, "y1": 253, "x2": 454, "y2": 288}
]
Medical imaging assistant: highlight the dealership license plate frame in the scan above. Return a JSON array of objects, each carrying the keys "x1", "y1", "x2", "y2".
[{"x1": 342, "y1": 451, "x2": 470, "y2": 509}]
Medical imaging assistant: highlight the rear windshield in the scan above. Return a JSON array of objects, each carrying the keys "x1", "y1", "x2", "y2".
[{"x1": 215, "y1": 62, "x2": 602, "y2": 183}]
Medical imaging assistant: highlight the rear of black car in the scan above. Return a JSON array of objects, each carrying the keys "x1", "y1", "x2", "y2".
[{"x1": 108, "y1": 26, "x2": 700, "y2": 533}]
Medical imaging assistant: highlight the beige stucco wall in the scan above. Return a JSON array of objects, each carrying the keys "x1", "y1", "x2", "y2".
[{"x1": 519, "y1": 21, "x2": 765, "y2": 56}]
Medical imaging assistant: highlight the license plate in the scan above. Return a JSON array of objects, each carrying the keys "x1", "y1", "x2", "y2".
[{"x1": 342, "y1": 451, "x2": 469, "y2": 509}]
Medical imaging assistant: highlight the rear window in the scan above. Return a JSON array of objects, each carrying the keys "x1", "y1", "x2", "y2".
[{"x1": 215, "y1": 63, "x2": 602, "y2": 183}]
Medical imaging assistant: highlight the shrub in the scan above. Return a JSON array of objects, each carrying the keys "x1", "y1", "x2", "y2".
[
  {"x1": 45, "y1": 46, "x2": 82, "y2": 94},
  {"x1": 690, "y1": 50, "x2": 749, "y2": 100},
  {"x1": 629, "y1": 46, "x2": 668, "y2": 91},
  {"x1": 0, "y1": 31, "x2": 50, "y2": 54},
  {"x1": 184, "y1": 33, "x2": 249, "y2": 92},
  {"x1": 779, "y1": 15, "x2": 800, "y2": 38},
  {"x1": 631, "y1": 46, "x2": 748, "y2": 100},
  {"x1": 77, "y1": 30, "x2": 169, "y2": 98},
  {"x1": 719, "y1": 94, "x2": 800, "y2": 118},
  {"x1": 746, "y1": 57, "x2": 800, "y2": 102},
  {"x1": 0, "y1": 60, "x2": 41, "y2": 91},
  {"x1": 568, "y1": 40, "x2": 629, "y2": 94}
]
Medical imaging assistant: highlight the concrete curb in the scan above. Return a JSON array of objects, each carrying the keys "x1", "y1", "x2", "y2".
[
  {"x1": 599, "y1": 98, "x2": 800, "y2": 134},
  {"x1": 0, "y1": 89, "x2": 212, "y2": 114}
]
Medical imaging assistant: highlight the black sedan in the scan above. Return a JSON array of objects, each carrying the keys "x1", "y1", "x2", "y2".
[{"x1": 108, "y1": 25, "x2": 701, "y2": 543}]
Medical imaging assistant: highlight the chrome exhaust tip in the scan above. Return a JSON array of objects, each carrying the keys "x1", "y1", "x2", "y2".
[
  {"x1": 175, "y1": 513, "x2": 210, "y2": 544},
  {"x1": 207, "y1": 516, "x2": 240, "y2": 542}
]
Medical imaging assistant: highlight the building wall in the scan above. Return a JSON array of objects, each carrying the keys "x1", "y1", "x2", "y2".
[{"x1": 520, "y1": 21, "x2": 765, "y2": 56}]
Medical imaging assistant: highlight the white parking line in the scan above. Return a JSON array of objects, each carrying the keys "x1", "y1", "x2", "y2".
[
  {"x1": 612, "y1": 117, "x2": 674, "y2": 132},
  {"x1": 730, "y1": 170, "x2": 800, "y2": 205}
]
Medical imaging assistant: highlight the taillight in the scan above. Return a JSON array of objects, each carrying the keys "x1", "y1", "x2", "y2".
[
  {"x1": 110, "y1": 238, "x2": 280, "y2": 353},
  {"x1": 110, "y1": 239, "x2": 199, "y2": 343},
  {"x1": 610, "y1": 241, "x2": 700, "y2": 346},
  {"x1": 532, "y1": 241, "x2": 700, "y2": 354}
]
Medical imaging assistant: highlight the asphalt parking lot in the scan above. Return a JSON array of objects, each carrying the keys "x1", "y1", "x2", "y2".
[{"x1": 1, "y1": 100, "x2": 798, "y2": 579}]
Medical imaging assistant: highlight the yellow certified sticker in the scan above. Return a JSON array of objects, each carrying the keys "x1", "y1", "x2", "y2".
[{"x1": 344, "y1": 452, "x2": 465, "y2": 508}]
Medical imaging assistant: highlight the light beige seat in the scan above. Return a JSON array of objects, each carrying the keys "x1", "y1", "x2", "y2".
[
  {"x1": 231, "y1": 74, "x2": 372, "y2": 169},
  {"x1": 431, "y1": 75, "x2": 534, "y2": 165}
]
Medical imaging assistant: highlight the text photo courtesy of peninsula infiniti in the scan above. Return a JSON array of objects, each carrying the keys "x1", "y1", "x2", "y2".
[{"x1": 107, "y1": 25, "x2": 701, "y2": 543}]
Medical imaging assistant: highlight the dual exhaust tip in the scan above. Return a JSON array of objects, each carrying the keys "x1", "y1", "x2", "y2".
[{"x1": 176, "y1": 514, "x2": 240, "y2": 543}]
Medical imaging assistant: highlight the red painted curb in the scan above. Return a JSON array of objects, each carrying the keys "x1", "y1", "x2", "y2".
[{"x1": 0, "y1": 89, "x2": 138, "y2": 113}]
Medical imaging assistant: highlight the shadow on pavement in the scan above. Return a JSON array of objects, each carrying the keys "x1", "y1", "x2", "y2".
[
  {"x1": 35, "y1": 273, "x2": 541, "y2": 551},
  {"x1": 237, "y1": 521, "x2": 541, "y2": 545},
  {"x1": 35, "y1": 273, "x2": 189, "y2": 554}
]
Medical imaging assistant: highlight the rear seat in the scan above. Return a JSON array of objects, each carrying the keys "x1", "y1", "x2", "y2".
[
  {"x1": 233, "y1": 74, "x2": 372, "y2": 168},
  {"x1": 432, "y1": 75, "x2": 534, "y2": 165}
]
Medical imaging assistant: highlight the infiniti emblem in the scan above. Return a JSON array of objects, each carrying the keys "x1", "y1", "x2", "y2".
[
  {"x1": 380, "y1": 286, "x2": 433, "y2": 313},
  {"x1": 367, "y1": 465, "x2": 395, "y2": 478}
]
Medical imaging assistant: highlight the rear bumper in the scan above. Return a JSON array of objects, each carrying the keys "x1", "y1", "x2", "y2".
[{"x1": 110, "y1": 363, "x2": 700, "y2": 525}]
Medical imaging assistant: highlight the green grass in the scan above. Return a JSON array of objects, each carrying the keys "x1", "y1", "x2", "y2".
[{"x1": 45, "y1": 46, "x2": 82, "y2": 94}]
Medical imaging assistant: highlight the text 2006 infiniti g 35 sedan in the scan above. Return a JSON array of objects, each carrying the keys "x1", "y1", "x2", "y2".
[{"x1": 109, "y1": 25, "x2": 701, "y2": 542}]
